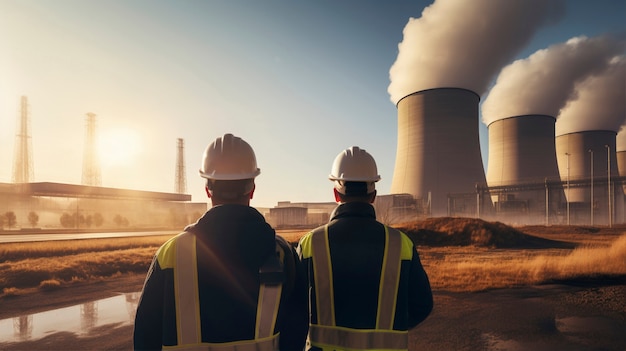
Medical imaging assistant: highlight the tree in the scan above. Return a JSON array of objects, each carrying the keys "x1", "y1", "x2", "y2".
[
  {"x1": 85, "y1": 215, "x2": 93, "y2": 228},
  {"x1": 93, "y1": 212, "x2": 104, "y2": 227},
  {"x1": 4, "y1": 212, "x2": 17, "y2": 229},
  {"x1": 27, "y1": 211, "x2": 39, "y2": 228},
  {"x1": 113, "y1": 214, "x2": 129, "y2": 228},
  {"x1": 71, "y1": 213, "x2": 86, "y2": 228},
  {"x1": 60, "y1": 213, "x2": 74, "y2": 228}
]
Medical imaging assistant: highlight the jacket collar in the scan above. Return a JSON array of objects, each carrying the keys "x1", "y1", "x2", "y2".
[{"x1": 330, "y1": 201, "x2": 377, "y2": 221}]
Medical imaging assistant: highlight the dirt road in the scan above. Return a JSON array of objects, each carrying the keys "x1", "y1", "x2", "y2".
[{"x1": 1, "y1": 275, "x2": 624, "y2": 351}]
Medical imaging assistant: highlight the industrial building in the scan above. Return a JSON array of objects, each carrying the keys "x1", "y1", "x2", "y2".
[
  {"x1": 0, "y1": 182, "x2": 206, "y2": 230},
  {"x1": 486, "y1": 115, "x2": 566, "y2": 224},
  {"x1": 263, "y1": 194, "x2": 423, "y2": 229},
  {"x1": 5, "y1": 89, "x2": 626, "y2": 229},
  {"x1": 390, "y1": 88, "x2": 491, "y2": 218},
  {"x1": 555, "y1": 131, "x2": 624, "y2": 226}
]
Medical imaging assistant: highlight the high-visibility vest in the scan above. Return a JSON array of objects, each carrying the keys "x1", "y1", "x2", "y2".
[
  {"x1": 302, "y1": 225, "x2": 411, "y2": 351},
  {"x1": 161, "y1": 231, "x2": 283, "y2": 351}
]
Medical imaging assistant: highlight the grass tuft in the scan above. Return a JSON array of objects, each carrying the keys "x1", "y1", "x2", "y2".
[
  {"x1": 2, "y1": 287, "x2": 21, "y2": 297},
  {"x1": 39, "y1": 279, "x2": 62, "y2": 291}
]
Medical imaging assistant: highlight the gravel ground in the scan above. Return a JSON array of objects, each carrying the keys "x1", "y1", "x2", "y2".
[{"x1": 1, "y1": 274, "x2": 625, "y2": 351}]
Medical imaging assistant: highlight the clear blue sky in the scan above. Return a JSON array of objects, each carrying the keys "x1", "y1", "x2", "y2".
[{"x1": 1, "y1": 0, "x2": 624, "y2": 208}]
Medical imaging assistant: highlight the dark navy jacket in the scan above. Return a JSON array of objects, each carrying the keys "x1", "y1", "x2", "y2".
[
  {"x1": 298, "y1": 201, "x2": 433, "y2": 349},
  {"x1": 134, "y1": 204, "x2": 308, "y2": 350}
]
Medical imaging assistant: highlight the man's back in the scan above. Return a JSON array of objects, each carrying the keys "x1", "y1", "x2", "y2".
[
  {"x1": 134, "y1": 204, "x2": 309, "y2": 350},
  {"x1": 298, "y1": 201, "x2": 433, "y2": 350}
]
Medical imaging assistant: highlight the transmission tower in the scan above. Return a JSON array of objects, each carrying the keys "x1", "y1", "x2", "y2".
[
  {"x1": 82, "y1": 112, "x2": 101, "y2": 186},
  {"x1": 175, "y1": 138, "x2": 187, "y2": 194},
  {"x1": 12, "y1": 96, "x2": 34, "y2": 183}
]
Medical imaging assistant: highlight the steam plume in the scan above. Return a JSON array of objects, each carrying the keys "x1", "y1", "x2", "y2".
[
  {"x1": 617, "y1": 124, "x2": 626, "y2": 152},
  {"x1": 387, "y1": 0, "x2": 565, "y2": 104},
  {"x1": 482, "y1": 35, "x2": 626, "y2": 126},
  {"x1": 555, "y1": 56, "x2": 626, "y2": 136}
]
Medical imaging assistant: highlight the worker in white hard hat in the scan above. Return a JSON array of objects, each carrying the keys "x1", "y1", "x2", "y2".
[
  {"x1": 297, "y1": 146, "x2": 433, "y2": 351},
  {"x1": 134, "y1": 133, "x2": 309, "y2": 351}
]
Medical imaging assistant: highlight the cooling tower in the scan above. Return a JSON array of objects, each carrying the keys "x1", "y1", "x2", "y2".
[
  {"x1": 618, "y1": 150, "x2": 626, "y2": 194},
  {"x1": 555, "y1": 131, "x2": 623, "y2": 225},
  {"x1": 487, "y1": 115, "x2": 561, "y2": 185},
  {"x1": 486, "y1": 115, "x2": 564, "y2": 224},
  {"x1": 390, "y1": 88, "x2": 489, "y2": 217}
]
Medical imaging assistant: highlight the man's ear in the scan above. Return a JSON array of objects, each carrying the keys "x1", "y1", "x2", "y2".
[
  {"x1": 205, "y1": 186, "x2": 212, "y2": 198},
  {"x1": 369, "y1": 190, "x2": 377, "y2": 203},
  {"x1": 249, "y1": 184, "x2": 256, "y2": 199},
  {"x1": 333, "y1": 188, "x2": 341, "y2": 203}
]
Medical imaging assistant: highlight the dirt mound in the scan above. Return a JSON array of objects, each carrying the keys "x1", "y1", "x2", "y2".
[
  {"x1": 396, "y1": 217, "x2": 575, "y2": 249},
  {"x1": 519, "y1": 224, "x2": 626, "y2": 236}
]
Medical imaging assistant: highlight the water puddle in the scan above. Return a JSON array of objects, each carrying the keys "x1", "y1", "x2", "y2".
[
  {"x1": 481, "y1": 332, "x2": 527, "y2": 351},
  {"x1": 0, "y1": 292, "x2": 140, "y2": 343},
  {"x1": 481, "y1": 315, "x2": 626, "y2": 351},
  {"x1": 556, "y1": 315, "x2": 621, "y2": 334}
]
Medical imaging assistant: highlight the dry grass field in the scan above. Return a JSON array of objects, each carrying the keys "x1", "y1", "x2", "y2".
[
  {"x1": 1, "y1": 218, "x2": 625, "y2": 351},
  {"x1": 1, "y1": 218, "x2": 625, "y2": 297},
  {"x1": 0, "y1": 235, "x2": 172, "y2": 297}
]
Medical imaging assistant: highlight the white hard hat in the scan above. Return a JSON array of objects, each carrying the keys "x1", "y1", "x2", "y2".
[
  {"x1": 199, "y1": 133, "x2": 260, "y2": 180},
  {"x1": 329, "y1": 146, "x2": 380, "y2": 194}
]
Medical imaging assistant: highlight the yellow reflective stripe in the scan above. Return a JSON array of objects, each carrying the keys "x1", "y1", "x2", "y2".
[
  {"x1": 162, "y1": 333, "x2": 280, "y2": 351},
  {"x1": 377, "y1": 226, "x2": 402, "y2": 330},
  {"x1": 298, "y1": 231, "x2": 315, "y2": 259},
  {"x1": 309, "y1": 324, "x2": 408, "y2": 350},
  {"x1": 175, "y1": 232, "x2": 201, "y2": 345},
  {"x1": 156, "y1": 234, "x2": 180, "y2": 269},
  {"x1": 256, "y1": 242, "x2": 284, "y2": 338},
  {"x1": 255, "y1": 283, "x2": 282, "y2": 338},
  {"x1": 398, "y1": 231, "x2": 414, "y2": 260},
  {"x1": 262, "y1": 242, "x2": 285, "y2": 338},
  {"x1": 311, "y1": 225, "x2": 335, "y2": 326}
]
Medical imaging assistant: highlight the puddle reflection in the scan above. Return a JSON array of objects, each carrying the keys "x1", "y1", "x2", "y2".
[{"x1": 0, "y1": 292, "x2": 140, "y2": 343}]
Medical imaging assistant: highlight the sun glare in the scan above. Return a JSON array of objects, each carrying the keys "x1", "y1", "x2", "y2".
[{"x1": 98, "y1": 128, "x2": 142, "y2": 166}]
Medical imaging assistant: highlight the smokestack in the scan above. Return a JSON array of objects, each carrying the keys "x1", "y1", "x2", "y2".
[
  {"x1": 175, "y1": 138, "x2": 187, "y2": 194},
  {"x1": 12, "y1": 96, "x2": 34, "y2": 183},
  {"x1": 390, "y1": 88, "x2": 487, "y2": 216},
  {"x1": 82, "y1": 112, "x2": 101, "y2": 186}
]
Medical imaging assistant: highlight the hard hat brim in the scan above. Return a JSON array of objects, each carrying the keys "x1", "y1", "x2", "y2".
[
  {"x1": 328, "y1": 174, "x2": 381, "y2": 182},
  {"x1": 200, "y1": 168, "x2": 261, "y2": 180}
]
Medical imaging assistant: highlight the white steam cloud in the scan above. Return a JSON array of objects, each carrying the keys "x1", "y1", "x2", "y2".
[
  {"x1": 555, "y1": 56, "x2": 626, "y2": 136},
  {"x1": 482, "y1": 35, "x2": 626, "y2": 126},
  {"x1": 617, "y1": 126, "x2": 626, "y2": 152},
  {"x1": 387, "y1": 0, "x2": 565, "y2": 105}
]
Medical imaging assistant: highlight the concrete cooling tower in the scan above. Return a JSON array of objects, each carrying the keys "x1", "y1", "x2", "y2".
[
  {"x1": 486, "y1": 115, "x2": 565, "y2": 224},
  {"x1": 555, "y1": 131, "x2": 623, "y2": 225},
  {"x1": 487, "y1": 115, "x2": 561, "y2": 184},
  {"x1": 390, "y1": 88, "x2": 489, "y2": 217},
  {"x1": 618, "y1": 150, "x2": 626, "y2": 194}
]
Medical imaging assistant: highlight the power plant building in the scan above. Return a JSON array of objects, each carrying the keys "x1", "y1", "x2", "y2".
[
  {"x1": 618, "y1": 150, "x2": 626, "y2": 194},
  {"x1": 0, "y1": 182, "x2": 207, "y2": 230},
  {"x1": 390, "y1": 88, "x2": 491, "y2": 217},
  {"x1": 486, "y1": 115, "x2": 565, "y2": 224},
  {"x1": 555, "y1": 131, "x2": 624, "y2": 225}
]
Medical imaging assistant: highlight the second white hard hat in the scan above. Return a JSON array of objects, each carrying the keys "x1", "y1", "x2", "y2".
[
  {"x1": 199, "y1": 133, "x2": 260, "y2": 180},
  {"x1": 329, "y1": 146, "x2": 380, "y2": 184}
]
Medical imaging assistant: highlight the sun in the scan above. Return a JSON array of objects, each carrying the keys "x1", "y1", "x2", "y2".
[{"x1": 98, "y1": 128, "x2": 142, "y2": 166}]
